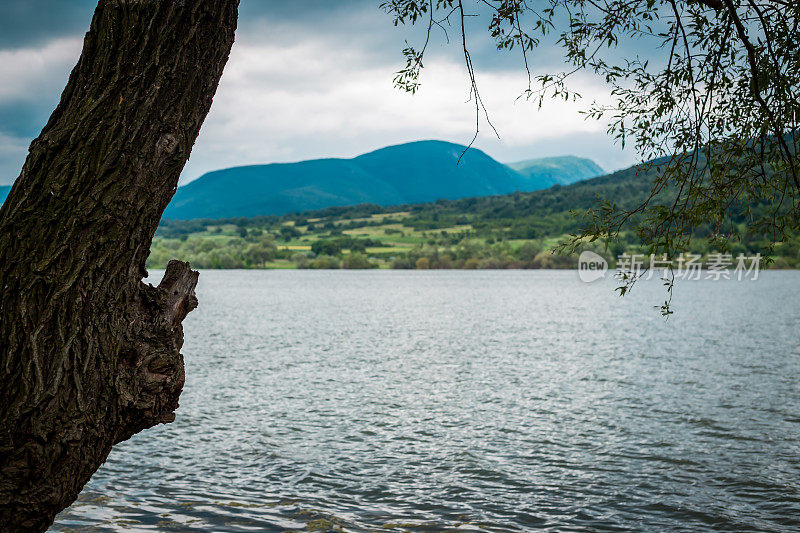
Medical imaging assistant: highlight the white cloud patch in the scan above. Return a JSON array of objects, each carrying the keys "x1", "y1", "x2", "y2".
[
  {"x1": 0, "y1": 37, "x2": 81, "y2": 103},
  {"x1": 0, "y1": 37, "x2": 81, "y2": 182}
]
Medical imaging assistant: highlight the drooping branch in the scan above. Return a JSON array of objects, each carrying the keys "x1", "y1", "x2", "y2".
[
  {"x1": 721, "y1": 0, "x2": 800, "y2": 192},
  {"x1": 690, "y1": 0, "x2": 723, "y2": 11}
]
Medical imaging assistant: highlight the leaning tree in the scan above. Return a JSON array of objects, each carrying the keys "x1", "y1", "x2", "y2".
[
  {"x1": 0, "y1": 0, "x2": 239, "y2": 530},
  {"x1": 0, "y1": 0, "x2": 798, "y2": 531}
]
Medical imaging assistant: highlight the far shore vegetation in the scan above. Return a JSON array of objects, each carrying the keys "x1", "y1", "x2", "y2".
[{"x1": 150, "y1": 167, "x2": 800, "y2": 271}]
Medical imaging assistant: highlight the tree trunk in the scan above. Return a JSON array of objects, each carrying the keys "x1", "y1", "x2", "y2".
[{"x1": 0, "y1": 1, "x2": 239, "y2": 530}]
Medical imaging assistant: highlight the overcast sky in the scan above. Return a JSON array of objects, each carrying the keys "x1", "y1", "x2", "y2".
[{"x1": 0, "y1": 0, "x2": 640, "y2": 186}]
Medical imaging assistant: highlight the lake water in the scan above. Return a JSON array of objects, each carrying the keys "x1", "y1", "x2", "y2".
[{"x1": 52, "y1": 270, "x2": 800, "y2": 532}]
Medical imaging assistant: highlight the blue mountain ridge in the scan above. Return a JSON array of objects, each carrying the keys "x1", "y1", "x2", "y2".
[
  {"x1": 0, "y1": 141, "x2": 604, "y2": 218},
  {"x1": 163, "y1": 140, "x2": 603, "y2": 219}
]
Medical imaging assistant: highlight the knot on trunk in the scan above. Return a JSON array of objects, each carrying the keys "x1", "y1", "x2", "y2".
[
  {"x1": 159, "y1": 260, "x2": 200, "y2": 326},
  {"x1": 115, "y1": 261, "x2": 199, "y2": 443}
]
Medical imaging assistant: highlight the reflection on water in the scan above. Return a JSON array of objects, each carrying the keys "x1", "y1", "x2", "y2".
[{"x1": 53, "y1": 271, "x2": 800, "y2": 532}]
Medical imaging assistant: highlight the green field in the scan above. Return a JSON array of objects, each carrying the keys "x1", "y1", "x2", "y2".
[
  {"x1": 149, "y1": 206, "x2": 799, "y2": 271},
  {"x1": 149, "y1": 215, "x2": 516, "y2": 270},
  {"x1": 149, "y1": 164, "x2": 800, "y2": 270}
]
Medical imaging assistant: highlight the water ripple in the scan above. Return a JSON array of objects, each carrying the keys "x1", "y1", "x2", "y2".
[{"x1": 53, "y1": 271, "x2": 800, "y2": 532}]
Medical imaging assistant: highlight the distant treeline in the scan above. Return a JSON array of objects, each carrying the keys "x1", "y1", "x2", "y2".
[{"x1": 151, "y1": 163, "x2": 800, "y2": 270}]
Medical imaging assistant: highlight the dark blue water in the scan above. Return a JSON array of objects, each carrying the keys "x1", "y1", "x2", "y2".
[{"x1": 52, "y1": 271, "x2": 800, "y2": 532}]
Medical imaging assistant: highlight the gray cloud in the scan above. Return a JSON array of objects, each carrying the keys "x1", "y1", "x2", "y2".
[
  {"x1": 0, "y1": 0, "x2": 640, "y2": 186},
  {"x1": 0, "y1": 0, "x2": 371, "y2": 49},
  {"x1": 0, "y1": 0, "x2": 95, "y2": 49}
]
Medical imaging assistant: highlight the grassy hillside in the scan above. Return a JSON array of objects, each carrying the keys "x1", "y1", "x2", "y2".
[
  {"x1": 151, "y1": 163, "x2": 800, "y2": 270},
  {"x1": 162, "y1": 140, "x2": 603, "y2": 219}
]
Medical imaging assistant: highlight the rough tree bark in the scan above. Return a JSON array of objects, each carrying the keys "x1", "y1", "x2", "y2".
[{"x1": 0, "y1": 0, "x2": 239, "y2": 530}]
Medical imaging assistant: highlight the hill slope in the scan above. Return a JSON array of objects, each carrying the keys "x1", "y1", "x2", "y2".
[
  {"x1": 162, "y1": 140, "x2": 602, "y2": 219},
  {"x1": 247, "y1": 157, "x2": 655, "y2": 226},
  {"x1": 0, "y1": 185, "x2": 10, "y2": 204},
  {"x1": 508, "y1": 156, "x2": 604, "y2": 188}
]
